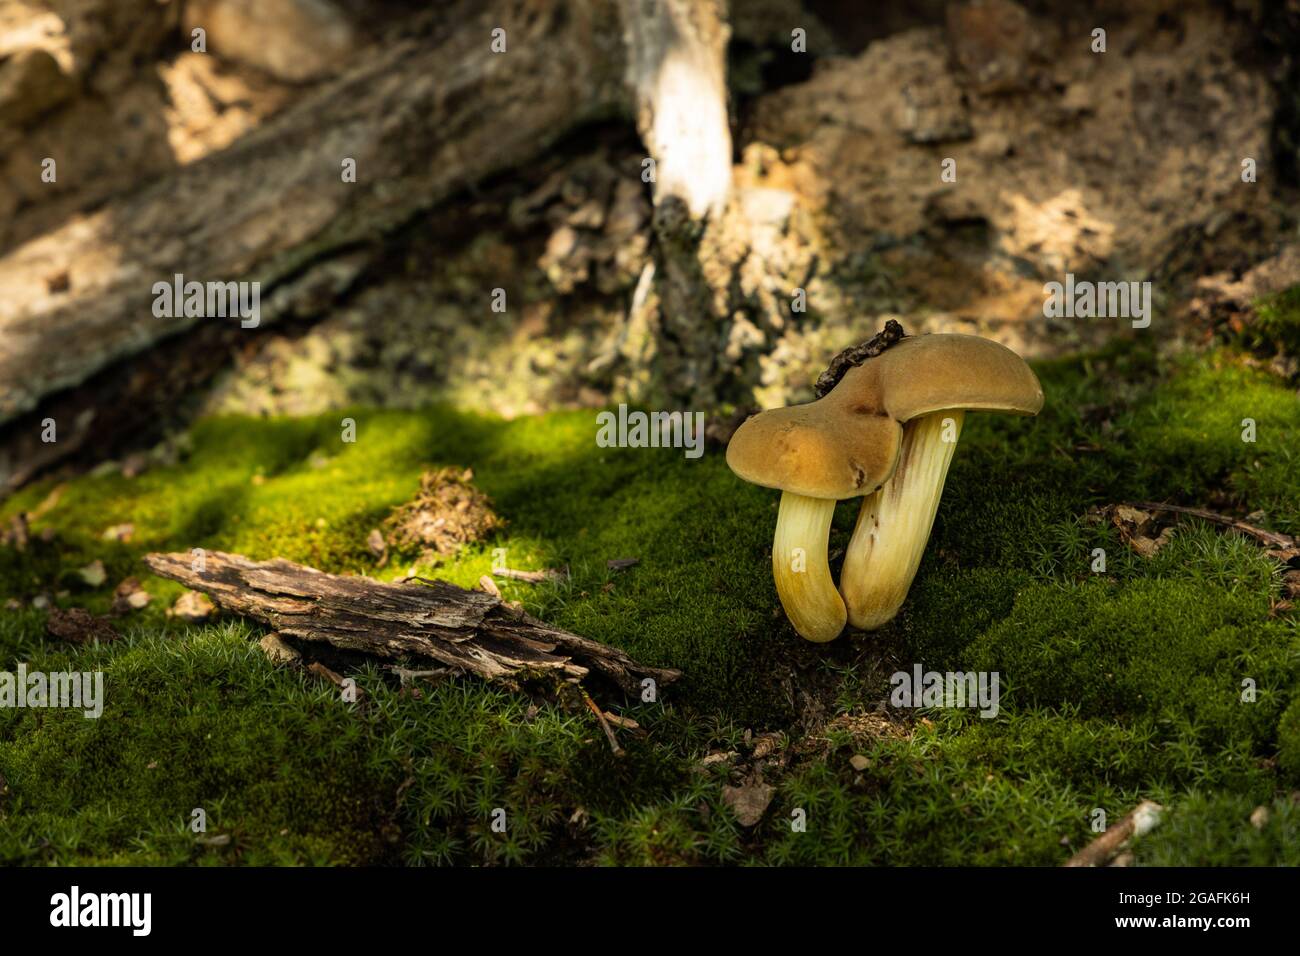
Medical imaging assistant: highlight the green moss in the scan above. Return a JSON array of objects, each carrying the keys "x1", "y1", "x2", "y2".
[
  {"x1": 1249, "y1": 284, "x2": 1300, "y2": 357},
  {"x1": 1, "y1": 347, "x2": 1299, "y2": 864},
  {"x1": 1136, "y1": 792, "x2": 1300, "y2": 866}
]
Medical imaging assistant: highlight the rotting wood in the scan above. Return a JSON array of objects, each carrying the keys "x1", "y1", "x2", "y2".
[{"x1": 143, "y1": 550, "x2": 679, "y2": 694}]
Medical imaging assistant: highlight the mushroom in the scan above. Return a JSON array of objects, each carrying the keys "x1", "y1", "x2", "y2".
[
  {"x1": 836, "y1": 334, "x2": 1042, "y2": 630},
  {"x1": 727, "y1": 331, "x2": 1042, "y2": 641},
  {"x1": 726, "y1": 383, "x2": 904, "y2": 642}
]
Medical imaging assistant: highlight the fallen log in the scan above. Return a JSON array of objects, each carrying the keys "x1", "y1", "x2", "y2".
[{"x1": 144, "y1": 550, "x2": 679, "y2": 694}]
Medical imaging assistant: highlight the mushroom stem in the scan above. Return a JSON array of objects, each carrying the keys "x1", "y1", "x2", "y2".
[
  {"x1": 840, "y1": 410, "x2": 964, "y2": 630},
  {"x1": 772, "y1": 491, "x2": 847, "y2": 643}
]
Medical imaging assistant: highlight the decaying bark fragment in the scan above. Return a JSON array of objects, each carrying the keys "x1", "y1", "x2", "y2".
[{"x1": 144, "y1": 550, "x2": 680, "y2": 694}]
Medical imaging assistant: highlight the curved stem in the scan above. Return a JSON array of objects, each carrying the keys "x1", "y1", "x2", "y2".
[
  {"x1": 772, "y1": 491, "x2": 846, "y2": 643},
  {"x1": 840, "y1": 410, "x2": 963, "y2": 630}
]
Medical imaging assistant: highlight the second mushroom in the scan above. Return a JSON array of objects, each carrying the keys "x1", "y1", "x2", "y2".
[{"x1": 726, "y1": 330, "x2": 1043, "y2": 642}]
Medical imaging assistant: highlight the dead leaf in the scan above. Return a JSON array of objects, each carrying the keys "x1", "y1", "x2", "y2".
[
  {"x1": 1129, "y1": 526, "x2": 1175, "y2": 558},
  {"x1": 721, "y1": 783, "x2": 775, "y2": 827},
  {"x1": 607, "y1": 557, "x2": 640, "y2": 571},
  {"x1": 111, "y1": 577, "x2": 152, "y2": 614},
  {"x1": 3, "y1": 513, "x2": 29, "y2": 552},
  {"x1": 171, "y1": 590, "x2": 215, "y2": 623},
  {"x1": 45, "y1": 607, "x2": 118, "y2": 644},
  {"x1": 101, "y1": 523, "x2": 135, "y2": 543},
  {"x1": 77, "y1": 559, "x2": 107, "y2": 588},
  {"x1": 1114, "y1": 504, "x2": 1152, "y2": 528}
]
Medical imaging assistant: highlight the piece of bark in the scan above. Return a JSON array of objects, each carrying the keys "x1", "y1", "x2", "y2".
[
  {"x1": 1063, "y1": 800, "x2": 1164, "y2": 867},
  {"x1": 144, "y1": 550, "x2": 679, "y2": 694},
  {"x1": 259, "y1": 632, "x2": 301, "y2": 665}
]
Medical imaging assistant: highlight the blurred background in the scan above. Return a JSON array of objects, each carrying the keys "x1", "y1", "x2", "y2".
[{"x1": 0, "y1": 0, "x2": 1297, "y2": 490}]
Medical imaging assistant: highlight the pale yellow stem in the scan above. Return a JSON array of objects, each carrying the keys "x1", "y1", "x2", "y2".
[
  {"x1": 772, "y1": 491, "x2": 847, "y2": 643},
  {"x1": 840, "y1": 410, "x2": 964, "y2": 630}
]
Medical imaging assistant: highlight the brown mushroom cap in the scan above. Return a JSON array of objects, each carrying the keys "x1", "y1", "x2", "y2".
[
  {"x1": 869, "y1": 333, "x2": 1044, "y2": 421},
  {"x1": 726, "y1": 333, "x2": 1043, "y2": 499},
  {"x1": 726, "y1": 403, "x2": 902, "y2": 500}
]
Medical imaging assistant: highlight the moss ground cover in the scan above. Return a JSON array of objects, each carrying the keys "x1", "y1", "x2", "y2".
[{"x1": 1, "y1": 344, "x2": 1298, "y2": 865}]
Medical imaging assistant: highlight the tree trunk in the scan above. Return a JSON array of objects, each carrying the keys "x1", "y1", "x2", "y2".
[
  {"x1": 0, "y1": 0, "x2": 793, "y2": 492},
  {"x1": 0, "y1": 1, "x2": 627, "y2": 428}
]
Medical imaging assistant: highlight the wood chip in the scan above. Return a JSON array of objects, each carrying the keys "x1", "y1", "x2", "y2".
[{"x1": 259, "y1": 633, "x2": 301, "y2": 665}]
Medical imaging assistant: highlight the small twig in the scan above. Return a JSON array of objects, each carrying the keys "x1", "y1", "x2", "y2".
[
  {"x1": 1063, "y1": 800, "x2": 1164, "y2": 867},
  {"x1": 1125, "y1": 501, "x2": 1295, "y2": 549},
  {"x1": 814, "y1": 319, "x2": 907, "y2": 397},
  {"x1": 601, "y1": 711, "x2": 641, "y2": 731},
  {"x1": 581, "y1": 688, "x2": 624, "y2": 756},
  {"x1": 493, "y1": 566, "x2": 568, "y2": 583}
]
